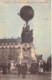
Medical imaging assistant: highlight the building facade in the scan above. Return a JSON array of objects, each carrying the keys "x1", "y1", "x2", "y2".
[
  {"x1": 0, "y1": 38, "x2": 21, "y2": 63},
  {"x1": 0, "y1": 38, "x2": 36, "y2": 64}
]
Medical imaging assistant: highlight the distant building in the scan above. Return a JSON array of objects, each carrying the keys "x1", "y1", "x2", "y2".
[{"x1": 0, "y1": 38, "x2": 21, "y2": 63}]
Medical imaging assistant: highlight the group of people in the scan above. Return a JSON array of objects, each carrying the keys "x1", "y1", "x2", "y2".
[
  {"x1": 0, "y1": 62, "x2": 27, "y2": 78},
  {"x1": 0, "y1": 61, "x2": 51, "y2": 77},
  {"x1": 16, "y1": 62, "x2": 27, "y2": 78}
]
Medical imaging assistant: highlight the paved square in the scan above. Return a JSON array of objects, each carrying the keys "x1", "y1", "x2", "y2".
[{"x1": 0, "y1": 73, "x2": 51, "y2": 80}]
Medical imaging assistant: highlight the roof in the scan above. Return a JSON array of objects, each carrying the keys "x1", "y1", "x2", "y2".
[{"x1": 0, "y1": 38, "x2": 21, "y2": 45}]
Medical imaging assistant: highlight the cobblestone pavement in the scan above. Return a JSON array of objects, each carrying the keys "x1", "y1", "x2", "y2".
[{"x1": 0, "y1": 73, "x2": 51, "y2": 80}]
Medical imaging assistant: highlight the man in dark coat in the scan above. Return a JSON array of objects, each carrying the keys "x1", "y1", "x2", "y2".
[
  {"x1": 21, "y1": 63, "x2": 27, "y2": 78},
  {"x1": 7, "y1": 62, "x2": 11, "y2": 73},
  {"x1": 16, "y1": 63, "x2": 21, "y2": 77},
  {"x1": 2, "y1": 63, "x2": 7, "y2": 74}
]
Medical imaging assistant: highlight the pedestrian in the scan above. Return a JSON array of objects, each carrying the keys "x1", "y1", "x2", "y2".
[
  {"x1": 21, "y1": 62, "x2": 27, "y2": 78},
  {"x1": 2, "y1": 63, "x2": 7, "y2": 74},
  {"x1": 16, "y1": 63, "x2": 21, "y2": 77},
  {"x1": 7, "y1": 62, "x2": 11, "y2": 73}
]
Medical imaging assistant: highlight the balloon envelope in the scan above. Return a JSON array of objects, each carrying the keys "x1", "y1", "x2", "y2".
[{"x1": 20, "y1": 6, "x2": 34, "y2": 22}]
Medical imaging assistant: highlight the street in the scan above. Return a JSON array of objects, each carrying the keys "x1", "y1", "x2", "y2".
[{"x1": 0, "y1": 73, "x2": 51, "y2": 80}]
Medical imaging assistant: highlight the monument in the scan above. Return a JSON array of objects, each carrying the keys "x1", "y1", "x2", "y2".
[
  {"x1": 18, "y1": 6, "x2": 37, "y2": 63},
  {"x1": 20, "y1": 6, "x2": 34, "y2": 43}
]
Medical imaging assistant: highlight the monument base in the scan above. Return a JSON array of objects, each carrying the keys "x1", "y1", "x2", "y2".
[{"x1": 18, "y1": 43, "x2": 37, "y2": 64}]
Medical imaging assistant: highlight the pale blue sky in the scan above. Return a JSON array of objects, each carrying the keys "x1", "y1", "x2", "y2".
[{"x1": 0, "y1": 0, "x2": 51, "y2": 61}]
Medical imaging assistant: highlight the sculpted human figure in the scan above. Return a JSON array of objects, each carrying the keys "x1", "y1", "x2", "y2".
[{"x1": 21, "y1": 25, "x2": 33, "y2": 43}]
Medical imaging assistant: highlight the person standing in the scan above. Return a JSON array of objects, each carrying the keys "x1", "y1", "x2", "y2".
[
  {"x1": 7, "y1": 62, "x2": 11, "y2": 73},
  {"x1": 21, "y1": 62, "x2": 27, "y2": 78},
  {"x1": 16, "y1": 63, "x2": 21, "y2": 77},
  {"x1": 2, "y1": 63, "x2": 7, "y2": 74}
]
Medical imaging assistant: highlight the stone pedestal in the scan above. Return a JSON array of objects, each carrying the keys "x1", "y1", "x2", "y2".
[{"x1": 18, "y1": 43, "x2": 36, "y2": 63}]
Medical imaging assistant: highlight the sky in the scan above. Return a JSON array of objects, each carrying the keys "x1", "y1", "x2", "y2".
[{"x1": 0, "y1": 0, "x2": 51, "y2": 61}]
